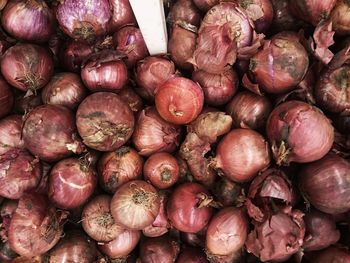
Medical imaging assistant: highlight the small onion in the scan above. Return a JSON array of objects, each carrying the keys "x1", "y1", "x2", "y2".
[
  {"x1": 42, "y1": 72, "x2": 87, "y2": 110},
  {"x1": 0, "y1": 115, "x2": 23, "y2": 156},
  {"x1": 311, "y1": 246, "x2": 350, "y2": 263},
  {"x1": 1, "y1": 43, "x2": 54, "y2": 92},
  {"x1": 0, "y1": 78, "x2": 13, "y2": 119},
  {"x1": 155, "y1": 77, "x2": 204, "y2": 125},
  {"x1": 97, "y1": 146, "x2": 143, "y2": 194},
  {"x1": 167, "y1": 0, "x2": 201, "y2": 27},
  {"x1": 139, "y1": 236, "x2": 180, "y2": 263},
  {"x1": 176, "y1": 248, "x2": 209, "y2": 263},
  {"x1": 212, "y1": 129, "x2": 270, "y2": 182},
  {"x1": 76, "y1": 92, "x2": 135, "y2": 151},
  {"x1": 48, "y1": 157, "x2": 97, "y2": 210},
  {"x1": 111, "y1": 180, "x2": 160, "y2": 230},
  {"x1": 108, "y1": 0, "x2": 137, "y2": 33},
  {"x1": 330, "y1": 0, "x2": 350, "y2": 35},
  {"x1": 59, "y1": 40, "x2": 93, "y2": 73},
  {"x1": 1, "y1": 0, "x2": 55, "y2": 43},
  {"x1": 299, "y1": 154, "x2": 350, "y2": 215},
  {"x1": 118, "y1": 88, "x2": 144, "y2": 114},
  {"x1": 266, "y1": 100, "x2": 334, "y2": 165}
]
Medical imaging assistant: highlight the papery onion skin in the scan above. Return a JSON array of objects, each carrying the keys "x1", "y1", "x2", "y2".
[
  {"x1": 299, "y1": 154, "x2": 350, "y2": 215},
  {"x1": 176, "y1": 247, "x2": 209, "y2": 263},
  {"x1": 0, "y1": 78, "x2": 13, "y2": 119},
  {"x1": 56, "y1": 0, "x2": 111, "y2": 42},
  {"x1": 310, "y1": 246, "x2": 350, "y2": 263},
  {"x1": 23, "y1": 104, "x2": 85, "y2": 162},
  {"x1": 108, "y1": 0, "x2": 136, "y2": 33},
  {"x1": 97, "y1": 146, "x2": 143, "y2": 194},
  {"x1": 0, "y1": 115, "x2": 24, "y2": 156},
  {"x1": 226, "y1": 91, "x2": 272, "y2": 130},
  {"x1": 48, "y1": 157, "x2": 97, "y2": 210},
  {"x1": 76, "y1": 92, "x2": 135, "y2": 152},
  {"x1": 59, "y1": 40, "x2": 93, "y2": 73},
  {"x1": 330, "y1": 0, "x2": 350, "y2": 35},
  {"x1": 266, "y1": 101, "x2": 334, "y2": 165},
  {"x1": 213, "y1": 129, "x2": 271, "y2": 183},
  {"x1": 118, "y1": 88, "x2": 144, "y2": 114},
  {"x1": 111, "y1": 180, "x2": 160, "y2": 230},
  {"x1": 81, "y1": 51, "x2": 128, "y2": 92},
  {"x1": 168, "y1": 0, "x2": 201, "y2": 27},
  {"x1": 1, "y1": 43, "x2": 54, "y2": 92},
  {"x1": 42, "y1": 72, "x2": 87, "y2": 110},
  {"x1": 132, "y1": 107, "x2": 182, "y2": 156},
  {"x1": 167, "y1": 182, "x2": 213, "y2": 233},
  {"x1": 155, "y1": 77, "x2": 204, "y2": 125},
  {"x1": 1, "y1": 0, "x2": 55, "y2": 43}
]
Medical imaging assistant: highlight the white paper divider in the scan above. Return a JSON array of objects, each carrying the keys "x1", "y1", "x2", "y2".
[{"x1": 129, "y1": 0, "x2": 168, "y2": 55}]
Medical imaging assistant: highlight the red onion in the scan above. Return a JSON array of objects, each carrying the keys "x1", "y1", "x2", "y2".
[
  {"x1": 108, "y1": 0, "x2": 137, "y2": 33},
  {"x1": 1, "y1": 43, "x2": 54, "y2": 92},
  {"x1": 212, "y1": 129, "x2": 270, "y2": 182},
  {"x1": 97, "y1": 146, "x2": 143, "y2": 194},
  {"x1": 135, "y1": 56, "x2": 177, "y2": 101},
  {"x1": 311, "y1": 246, "x2": 350, "y2": 263},
  {"x1": 167, "y1": 182, "x2": 214, "y2": 233},
  {"x1": 192, "y1": 69, "x2": 238, "y2": 106},
  {"x1": 132, "y1": 107, "x2": 182, "y2": 156},
  {"x1": 0, "y1": 149, "x2": 41, "y2": 199},
  {"x1": 59, "y1": 40, "x2": 93, "y2": 73},
  {"x1": 42, "y1": 72, "x2": 87, "y2": 110},
  {"x1": 226, "y1": 91, "x2": 272, "y2": 130},
  {"x1": 48, "y1": 157, "x2": 97, "y2": 210},
  {"x1": 13, "y1": 92, "x2": 43, "y2": 115},
  {"x1": 76, "y1": 92, "x2": 135, "y2": 151},
  {"x1": 1, "y1": 0, "x2": 55, "y2": 43},
  {"x1": 48, "y1": 231, "x2": 97, "y2": 263},
  {"x1": 22, "y1": 104, "x2": 85, "y2": 162},
  {"x1": 168, "y1": 0, "x2": 201, "y2": 27},
  {"x1": 0, "y1": 78, "x2": 13, "y2": 119},
  {"x1": 0, "y1": 115, "x2": 24, "y2": 156},
  {"x1": 330, "y1": 0, "x2": 350, "y2": 35},
  {"x1": 8, "y1": 193, "x2": 68, "y2": 257},
  {"x1": 270, "y1": 0, "x2": 303, "y2": 33},
  {"x1": 56, "y1": 0, "x2": 111, "y2": 42},
  {"x1": 139, "y1": 235, "x2": 180, "y2": 263},
  {"x1": 111, "y1": 180, "x2": 160, "y2": 230},
  {"x1": 113, "y1": 26, "x2": 148, "y2": 68},
  {"x1": 155, "y1": 77, "x2": 204, "y2": 125},
  {"x1": 81, "y1": 51, "x2": 128, "y2": 92},
  {"x1": 299, "y1": 153, "x2": 350, "y2": 214},
  {"x1": 118, "y1": 88, "x2": 144, "y2": 114},
  {"x1": 176, "y1": 248, "x2": 209, "y2": 263},
  {"x1": 193, "y1": 0, "x2": 219, "y2": 12},
  {"x1": 144, "y1": 152, "x2": 179, "y2": 189},
  {"x1": 213, "y1": 178, "x2": 243, "y2": 207},
  {"x1": 266, "y1": 100, "x2": 334, "y2": 165}
]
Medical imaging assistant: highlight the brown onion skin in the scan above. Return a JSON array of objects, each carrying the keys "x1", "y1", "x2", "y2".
[
  {"x1": 0, "y1": 78, "x2": 13, "y2": 119},
  {"x1": 76, "y1": 92, "x2": 135, "y2": 152},
  {"x1": 311, "y1": 246, "x2": 350, "y2": 263},
  {"x1": 113, "y1": 26, "x2": 148, "y2": 68},
  {"x1": 176, "y1": 248, "x2": 209, "y2": 263},
  {"x1": 135, "y1": 56, "x2": 177, "y2": 101},
  {"x1": 23, "y1": 104, "x2": 85, "y2": 162},
  {"x1": 168, "y1": 0, "x2": 201, "y2": 27},
  {"x1": 139, "y1": 236, "x2": 180, "y2": 263},
  {"x1": 59, "y1": 40, "x2": 93, "y2": 73},
  {"x1": 97, "y1": 146, "x2": 143, "y2": 194},
  {"x1": 167, "y1": 182, "x2": 213, "y2": 233},
  {"x1": 299, "y1": 154, "x2": 350, "y2": 215},
  {"x1": 118, "y1": 88, "x2": 144, "y2": 114},
  {"x1": 1, "y1": 0, "x2": 55, "y2": 43},
  {"x1": 108, "y1": 0, "x2": 137, "y2": 33},
  {"x1": 1, "y1": 43, "x2": 54, "y2": 92},
  {"x1": 48, "y1": 157, "x2": 97, "y2": 210},
  {"x1": 81, "y1": 51, "x2": 128, "y2": 92},
  {"x1": 192, "y1": 69, "x2": 238, "y2": 106},
  {"x1": 213, "y1": 129, "x2": 271, "y2": 183},
  {"x1": 144, "y1": 152, "x2": 180, "y2": 189},
  {"x1": 330, "y1": 0, "x2": 350, "y2": 35},
  {"x1": 266, "y1": 101, "x2": 334, "y2": 165},
  {"x1": 0, "y1": 115, "x2": 24, "y2": 156},
  {"x1": 111, "y1": 180, "x2": 160, "y2": 230},
  {"x1": 132, "y1": 107, "x2": 182, "y2": 156},
  {"x1": 42, "y1": 72, "x2": 87, "y2": 110},
  {"x1": 315, "y1": 65, "x2": 350, "y2": 113},
  {"x1": 226, "y1": 91, "x2": 272, "y2": 130},
  {"x1": 155, "y1": 77, "x2": 204, "y2": 125}
]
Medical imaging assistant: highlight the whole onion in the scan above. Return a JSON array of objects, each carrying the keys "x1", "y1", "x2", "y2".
[
  {"x1": 42, "y1": 72, "x2": 87, "y2": 110},
  {"x1": 176, "y1": 248, "x2": 209, "y2": 263},
  {"x1": 48, "y1": 157, "x2": 97, "y2": 210},
  {"x1": 135, "y1": 56, "x2": 177, "y2": 101},
  {"x1": 226, "y1": 91, "x2": 272, "y2": 130},
  {"x1": 168, "y1": 0, "x2": 201, "y2": 27},
  {"x1": 97, "y1": 146, "x2": 143, "y2": 194},
  {"x1": 212, "y1": 129, "x2": 270, "y2": 182},
  {"x1": 155, "y1": 77, "x2": 204, "y2": 125},
  {"x1": 193, "y1": 0, "x2": 219, "y2": 12},
  {"x1": 1, "y1": 0, "x2": 55, "y2": 43},
  {"x1": 113, "y1": 26, "x2": 148, "y2": 68},
  {"x1": 108, "y1": 0, "x2": 136, "y2": 33},
  {"x1": 330, "y1": 0, "x2": 350, "y2": 35},
  {"x1": 13, "y1": 92, "x2": 42, "y2": 115},
  {"x1": 311, "y1": 246, "x2": 350, "y2": 263},
  {"x1": 111, "y1": 180, "x2": 160, "y2": 230},
  {"x1": 22, "y1": 104, "x2": 85, "y2": 162},
  {"x1": 0, "y1": 78, "x2": 13, "y2": 119},
  {"x1": 8, "y1": 193, "x2": 68, "y2": 257},
  {"x1": 132, "y1": 107, "x2": 182, "y2": 156},
  {"x1": 118, "y1": 88, "x2": 144, "y2": 114},
  {"x1": 0, "y1": 115, "x2": 24, "y2": 156},
  {"x1": 1, "y1": 43, "x2": 54, "y2": 92},
  {"x1": 76, "y1": 92, "x2": 135, "y2": 152},
  {"x1": 48, "y1": 231, "x2": 97, "y2": 263},
  {"x1": 81, "y1": 51, "x2": 128, "y2": 92},
  {"x1": 139, "y1": 235, "x2": 180, "y2": 263},
  {"x1": 59, "y1": 40, "x2": 93, "y2": 73},
  {"x1": 192, "y1": 69, "x2": 238, "y2": 106},
  {"x1": 56, "y1": 0, "x2": 111, "y2": 42},
  {"x1": 299, "y1": 154, "x2": 350, "y2": 214},
  {"x1": 0, "y1": 149, "x2": 41, "y2": 199},
  {"x1": 167, "y1": 182, "x2": 214, "y2": 233},
  {"x1": 266, "y1": 100, "x2": 334, "y2": 165}
]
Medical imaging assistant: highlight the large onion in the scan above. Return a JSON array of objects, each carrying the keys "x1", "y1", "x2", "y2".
[
  {"x1": 108, "y1": 0, "x2": 136, "y2": 33},
  {"x1": 0, "y1": 77, "x2": 14, "y2": 119},
  {"x1": 0, "y1": 115, "x2": 24, "y2": 156}
]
